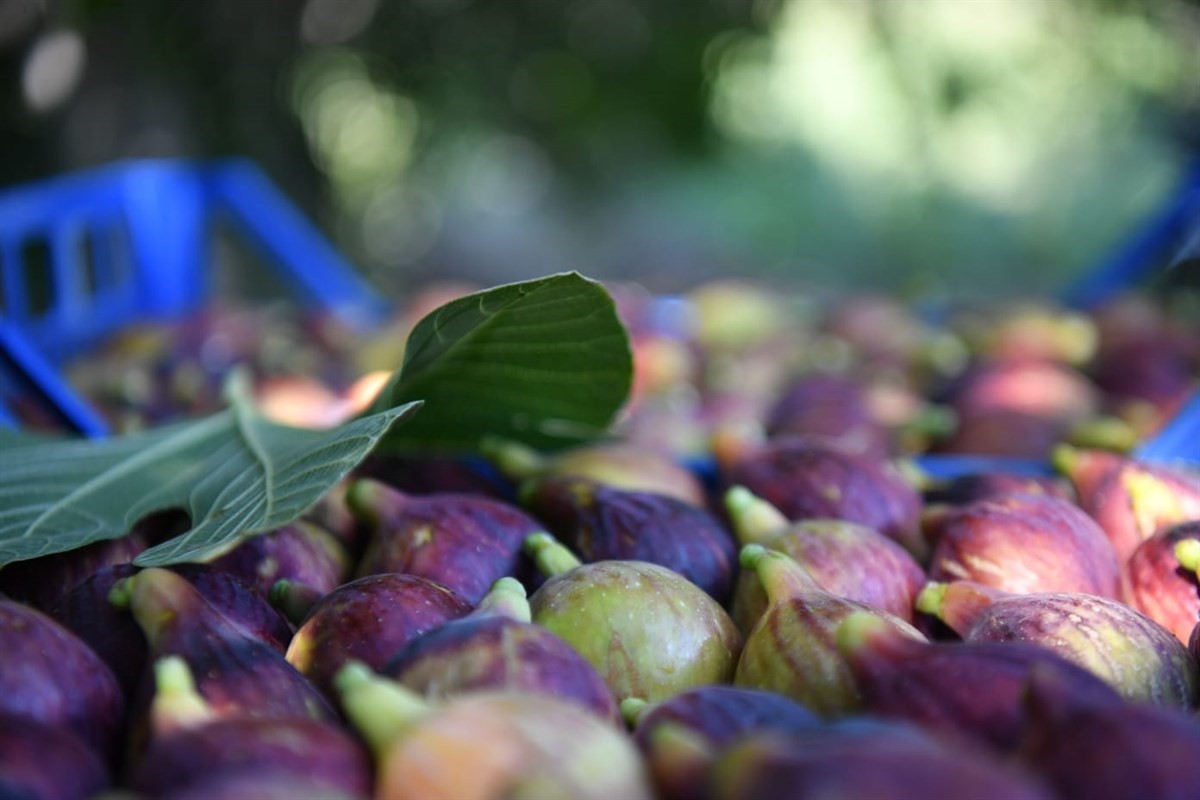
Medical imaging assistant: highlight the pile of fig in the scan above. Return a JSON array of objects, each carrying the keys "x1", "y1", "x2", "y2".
[{"x1": 5, "y1": 281, "x2": 1200, "y2": 800}]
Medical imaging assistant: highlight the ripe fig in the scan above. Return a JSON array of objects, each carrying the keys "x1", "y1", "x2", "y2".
[
  {"x1": 205, "y1": 520, "x2": 351, "y2": 601},
  {"x1": 732, "y1": 545, "x2": 926, "y2": 716},
  {"x1": 931, "y1": 408, "x2": 1066, "y2": 459},
  {"x1": 717, "y1": 436, "x2": 925, "y2": 559},
  {"x1": 348, "y1": 479, "x2": 540, "y2": 604},
  {"x1": 918, "y1": 580, "x2": 1199, "y2": 709},
  {"x1": 0, "y1": 526, "x2": 148, "y2": 612},
  {"x1": 335, "y1": 662, "x2": 656, "y2": 800},
  {"x1": 0, "y1": 713, "x2": 110, "y2": 800},
  {"x1": 924, "y1": 472, "x2": 1074, "y2": 505},
  {"x1": 937, "y1": 359, "x2": 1100, "y2": 426},
  {"x1": 0, "y1": 598, "x2": 125, "y2": 757},
  {"x1": 159, "y1": 773, "x2": 368, "y2": 800},
  {"x1": 724, "y1": 486, "x2": 925, "y2": 632},
  {"x1": 520, "y1": 475, "x2": 738, "y2": 603},
  {"x1": 1122, "y1": 521, "x2": 1200, "y2": 643},
  {"x1": 285, "y1": 572, "x2": 473, "y2": 699},
  {"x1": 381, "y1": 577, "x2": 620, "y2": 724},
  {"x1": 763, "y1": 372, "x2": 892, "y2": 457},
  {"x1": 524, "y1": 532, "x2": 742, "y2": 704},
  {"x1": 922, "y1": 492, "x2": 1120, "y2": 597},
  {"x1": 1054, "y1": 446, "x2": 1200, "y2": 562},
  {"x1": 835, "y1": 610, "x2": 1123, "y2": 753}
]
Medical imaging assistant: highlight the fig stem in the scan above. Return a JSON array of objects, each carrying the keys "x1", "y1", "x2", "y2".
[
  {"x1": 269, "y1": 579, "x2": 324, "y2": 626},
  {"x1": 739, "y1": 544, "x2": 820, "y2": 604},
  {"x1": 724, "y1": 486, "x2": 789, "y2": 546},
  {"x1": 1175, "y1": 539, "x2": 1200, "y2": 573},
  {"x1": 479, "y1": 436, "x2": 546, "y2": 479},
  {"x1": 107, "y1": 577, "x2": 134, "y2": 608},
  {"x1": 523, "y1": 532, "x2": 583, "y2": 577},
  {"x1": 619, "y1": 697, "x2": 650, "y2": 728},
  {"x1": 149, "y1": 655, "x2": 215, "y2": 735},
  {"x1": 1050, "y1": 443, "x2": 1079, "y2": 477},
  {"x1": 914, "y1": 581, "x2": 948, "y2": 618},
  {"x1": 334, "y1": 661, "x2": 430, "y2": 755},
  {"x1": 476, "y1": 577, "x2": 532, "y2": 623}
]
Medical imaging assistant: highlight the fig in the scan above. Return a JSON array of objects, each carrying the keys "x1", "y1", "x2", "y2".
[
  {"x1": 763, "y1": 372, "x2": 892, "y2": 457},
  {"x1": 918, "y1": 580, "x2": 1199, "y2": 709},
  {"x1": 931, "y1": 408, "x2": 1066, "y2": 459},
  {"x1": 481, "y1": 436, "x2": 708, "y2": 507},
  {"x1": 0, "y1": 598, "x2": 125, "y2": 757},
  {"x1": 519, "y1": 475, "x2": 737, "y2": 603},
  {"x1": 205, "y1": 519, "x2": 351, "y2": 602},
  {"x1": 724, "y1": 486, "x2": 925, "y2": 632},
  {"x1": 937, "y1": 359, "x2": 1100, "y2": 425},
  {"x1": 335, "y1": 662, "x2": 656, "y2": 800},
  {"x1": 348, "y1": 480, "x2": 540, "y2": 605},
  {"x1": 524, "y1": 532, "x2": 742, "y2": 704},
  {"x1": 732, "y1": 545, "x2": 926, "y2": 716},
  {"x1": 0, "y1": 713, "x2": 111, "y2": 800},
  {"x1": 1122, "y1": 521, "x2": 1200, "y2": 643},
  {"x1": 835, "y1": 610, "x2": 1123, "y2": 753},
  {"x1": 1016, "y1": 659, "x2": 1200, "y2": 800},
  {"x1": 357, "y1": 452, "x2": 516, "y2": 501},
  {"x1": 924, "y1": 472, "x2": 1075, "y2": 505},
  {"x1": 717, "y1": 436, "x2": 925, "y2": 558},
  {"x1": 130, "y1": 657, "x2": 373, "y2": 799},
  {"x1": 159, "y1": 773, "x2": 368, "y2": 800},
  {"x1": 0, "y1": 526, "x2": 148, "y2": 612},
  {"x1": 1054, "y1": 446, "x2": 1200, "y2": 562},
  {"x1": 381, "y1": 577, "x2": 620, "y2": 724},
  {"x1": 922, "y1": 492, "x2": 1120, "y2": 598},
  {"x1": 285, "y1": 572, "x2": 474, "y2": 699}
]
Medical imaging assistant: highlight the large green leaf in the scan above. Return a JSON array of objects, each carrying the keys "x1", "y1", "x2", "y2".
[{"x1": 367, "y1": 271, "x2": 633, "y2": 452}]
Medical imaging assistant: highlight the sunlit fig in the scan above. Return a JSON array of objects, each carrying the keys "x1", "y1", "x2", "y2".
[
  {"x1": 922, "y1": 492, "x2": 1120, "y2": 598},
  {"x1": 524, "y1": 532, "x2": 742, "y2": 705},
  {"x1": 724, "y1": 486, "x2": 925, "y2": 633},
  {"x1": 917, "y1": 580, "x2": 1199, "y2": 709},
  {"x1": 381, "y1": 577, "x2": 620, "y2": 724},
  {"x1": 0, "y1": 598, "x2": 125, "y2": 757},
  {"x1": 348, "y1": 479, "x2": 540, "y2": 604},
  {"x1": 520, "y1": 475, "x2": 737, "y2": 603},
  {"x1": 285, "y1": 572, "x2": 473, "y2": 700},
  {"x1": 732, "y1": 545, "x2": 926, "y2": 716},
  {"x1": 205, "y1": 520, "x2": 351, "y2": 602},
  {"x1": 1122, "y1": 521, "x2": 1200, "y2": 644},
  {"x1": 0, "y1": 713, "x2": 111, "y2": 800},
  {"x1": 336, "y1": 662, "x2": 656, "y2": 800}
]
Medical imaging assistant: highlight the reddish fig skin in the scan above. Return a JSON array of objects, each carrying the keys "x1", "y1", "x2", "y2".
[
  {"x1": 521, "y1": 476, "x2": 738, "y2": 604},
  {"x1": 286, "y1": 573, "x2": 474, "y2": 700},
  {"x1": 0, "y1": 713, "x2": 111, "y2": 800},
  {"x1": 0, "y1": 598, "x2": 125, "y2": 758},
  {"x1": 206, "y1": 520, "x2": 351, "y2": 601},
  {"x1": 160, "y1": 773, "x2": 369, "y2": 800},
  {"x1": 763, "y1": 373, "x2": 892, "y2": 458},
  {"x1": 1122, "y1": 521, "x2": 1200, "y2": 643},
  {"x1": 349, "y1": 480, "x2": 540, "y2": 605},
  {"x1": 919, "y1": 580, "x2": 1200, "y2": 709},
  {"x1": 938, "y1": 359, "x2": 1100, "y2": 426},
  {"x1": 925, "y1": 472, "x2": 1075, "y2": 505},
  {"x1": 923, "y1": 492, "x2": 1120, "y2": 598}
]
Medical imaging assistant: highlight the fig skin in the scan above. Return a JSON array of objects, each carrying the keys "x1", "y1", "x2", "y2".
[
  {"x1": 381, "y1": 577, "x2": 621, "y2": 724},
  {"x1": 1122, "y1": 521, "x2": 1200, "y2": 643},
  {"x1": 159, "y1": 773, "x2": 368, "y2": 800},
  {"x1": 922, "y1": 492, "x2": 1120, "y2": 598},
  {"x1": 520, "y1": 475, "x2": 738, "y2": 604},
  {"x1": 725, "y1": 486, "x2": 925, "y2": 632},
  {"x1": 0, "y1": 527, "x2": 148, "y2": 612},
  {"x1": 732, "y1": 545, "x2": 927, "y2": 717},
  {"x1": 835, "y1": 610, "x2": 1124, "y2": 754},
  {"x1": 286, "y1": 572, "x2": 474, "y2": 700},
  {"x1": 717, "y1": 436, "x2": 926, "y2": 559},
  {"x1": 349, "y1": 480, "x2": 540, "y2": 605},
  {"x1": 924, "y1": 472, "x2": 1075, "y2": 505},
  {"x1": 0, "y1": 713, "x2": 111, "y2": 800},
  {"x1": 918, "y1": 580, "x2": 1200, "y2": 709},
  {"x1": 524, "y1": 532, "x2": 743, "y2": 705},
  {"x1": 0, "y1": 598, "x2": 126, "y2": 758},
  {"x1": 1015, "y1": 660, "x2": 1200, "y2": 800},
  {"x1": 205, "y1": 519, "x2": 351, "y2": 601},
  {"x1": 763, "y1": 372, "x2": 892, "y2": 458},
  {"x1": 335, "y1": 663, "x2": 656, "y2": 800}
]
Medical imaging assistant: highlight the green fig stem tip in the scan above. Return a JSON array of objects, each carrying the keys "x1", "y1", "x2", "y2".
[
  {"x1": 477, "y1": 577, "x2": 532, "y2": 623},
  {"x1": 724, "y1": 486, "x2": 789, "y2": 545},
  {"x1": 523, "y1": 531, "x2": 582, "y2": 577},
  {"x1": 738, "y1": 543, "x2": 768, "y2": 571},
  {"x1": 1050, "y1": 443, "x2": 1079, "y2": 476},
  {"x1": 1174, "y1": 539, "x2": 1200, "y2": 573},
  {"x1": 150, "y1": 655, "x2": 214, "y2": 730},
  {"x1": 833, "y1": 610, "x2": 885, "y2": 655},
  {"x1": 107, "y1": 577, "x2": 134, "y2": 608},
  {"x1": 479, "y1": 436, "x2": 544, "y2": 479},
  {"x1": 619, "y1": 697, "x2": 650, "y2": 728},
  {"x1": 344, "y1": 478, "x2": 378, "y2": 521},
  {"x1": 914, "y1": 582, "x2": 948, "y2": 618},
  {"x1": 334, "y1": 661, "x2": 429, "y2": 754}
]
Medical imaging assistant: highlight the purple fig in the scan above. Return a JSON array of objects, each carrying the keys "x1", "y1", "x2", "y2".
[
  {"x1": 732, "y1": 545, "x2": 926, "y2": 716},
  {"x1": 763, "y1": 372, "x2": 892, "y2": 457},
  {"x1": 165, "y1": 563, "x2": 294, "y2": 651},
  {"x1": 285, "y1": 572, "x2": 473, "y2": 700},
  {"x1": 931, "y1": 408, "x2": 1066, "y2": 459},
  {"x1": 718, "y1": 436, "x2": 926, "y2": 559},
  {"x1": 160, "y1": 773, "x2": 368, "y2": 800},
  {"x1": 0, "y1": 713, "x2": 111, "y2": 800},
  {"x1": 917, "y1": 580, "x2": 1199, "y2": 709},
  {"x1": 381, "y1": 577, "x2": 620, "y2": 724},
  {"x1": 938, "y1": 359, "x2": 1100, "y2": 426},
  {"x1": 1015, "y1": 660, "x2": 1200, "y2": 800},
  {"x1": 706, "y1": 725, "x2": 1056, "y2": 800},
  {"x1": 0, "y1": 598, "x2": 125, "y2": 757},
  {"x1": 348, "y1": 479, "x2": 540, "y2": 604},
  {"x1": 357, "y1": 452, "x2": 517, "y2": 500},
  {"x1": 335, "y1": 662, "x2": 656, "y2": 800},
  {"x1": 131, "y1": 657, "x2": 373, "y2": 799},
  {"x1": 0, "y1": 527, "x2": 147, "y2": 612},
  {"x1": 205, "y1": 520, "x2": 351, "y2": 601},
  {"x1": 524, "y1": 532, "x2": 742, "y2": 704},
  {"x1": 520, "y1": 475, "x2": 738, "y2": 603},
  {"x1": 835, "y1": 610, "x2": 1124, "y2": 754},
  {"x1": 109, "y1": 567, "x2": 335, "y2": 724},
  {"x1": 482, "y1": 436, "x2": 708, "y2": 507},
  {"x1": 923, "y1": 492, "x2": 1120, "y2": 598},
  {"x1": 725, "y1": 486, "x2": 925, "y2": 632},
  {"x1": 924, "y1": 472, "x2": 1075, "y2": 505},
  {"x1": 1122, "y1": 521, "x2": 1200, "y2": 643}
]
